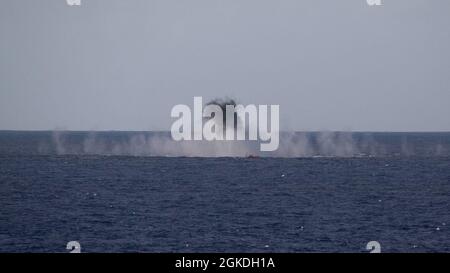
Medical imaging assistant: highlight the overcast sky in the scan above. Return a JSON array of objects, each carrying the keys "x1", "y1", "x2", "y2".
[{"x1": 1, "y1": 0, "x2": 449, "y2": 131}]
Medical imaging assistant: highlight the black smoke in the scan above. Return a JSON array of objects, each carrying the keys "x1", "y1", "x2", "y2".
[{"x1": 206, "y1": 98, "x2": 240, "y2": 129}]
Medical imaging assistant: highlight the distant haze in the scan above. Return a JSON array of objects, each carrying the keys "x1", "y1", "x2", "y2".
[{"x1": 1, "y1": 0, "x2": 450, "y2": 131}]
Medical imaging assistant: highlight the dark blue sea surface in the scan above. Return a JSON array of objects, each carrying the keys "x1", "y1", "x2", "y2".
[{"x1": 0, "y1": 131, "x2": 449, "y2": 252}]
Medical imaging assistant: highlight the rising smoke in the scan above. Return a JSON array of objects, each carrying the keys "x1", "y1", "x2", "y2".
[{"x1": 205, "y1": 97, "x2": 240, "y2": 131}]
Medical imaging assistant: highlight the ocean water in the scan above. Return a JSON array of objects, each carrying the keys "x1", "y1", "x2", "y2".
[{"x1": 0, "y1": 131, "x2": 449, "y2": 252}]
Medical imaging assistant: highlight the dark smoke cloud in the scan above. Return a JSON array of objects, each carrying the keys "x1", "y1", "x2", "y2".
[{"x1": 206, "y1": 98, "x2": 240, "y2": 130}]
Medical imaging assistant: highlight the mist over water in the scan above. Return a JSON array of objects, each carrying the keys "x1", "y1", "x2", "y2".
[{"x1": 7, "y1": 131, "x2": 446, "y2": 157}]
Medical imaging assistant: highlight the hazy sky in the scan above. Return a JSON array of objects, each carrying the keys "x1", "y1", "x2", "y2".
[{"x1": 1, "y1": 0, "x2": 449, "y2": 131}]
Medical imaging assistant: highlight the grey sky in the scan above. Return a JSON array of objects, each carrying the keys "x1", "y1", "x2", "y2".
[{"x1": 1, "y1": 0, "x2": 449, "y2": 131}]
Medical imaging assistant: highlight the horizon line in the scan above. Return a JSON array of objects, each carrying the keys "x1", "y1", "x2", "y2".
[{"x1": 1, "y1": 130, "x2": 450, "y2": 134}]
